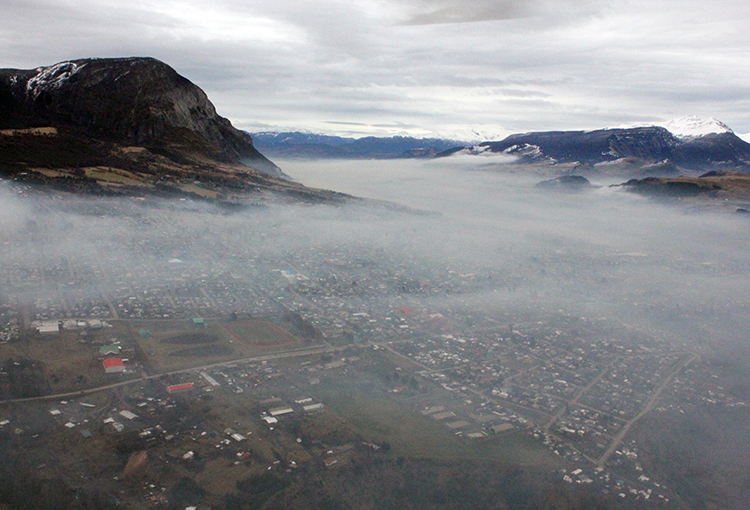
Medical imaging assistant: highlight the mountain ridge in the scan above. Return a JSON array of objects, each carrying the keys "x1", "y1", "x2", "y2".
[
  {"x1": 439, "y1": 121, "x2": 750, "y2": 175},
  {"x1": 249, "y1": 131, "x2": 470, "y2": 159}
]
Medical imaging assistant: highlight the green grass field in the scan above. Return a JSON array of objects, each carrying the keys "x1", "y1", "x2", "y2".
[{"x1": 314, "y1": 374, "x2": 559, "y2": 467}]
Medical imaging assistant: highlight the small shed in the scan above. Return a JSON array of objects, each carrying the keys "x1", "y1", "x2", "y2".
[
  {"x1": 103, "y1": 358, "x2": 125, "y2": 374},
  {"x1": 119, "y1": 410, "x2": 138, "y2": 420},
  {"x1": 491, "y1": 423, "x2": 514, "y2": 434},
  {"x1": 167, "y1": 382, "x2": 194, "y2": 394},
  {"x1": 37, "y1": 321, "x2": 60, "y2": 335},
  {"x1": 100, "y1": 345, "x2": 120, "y2": 356},
  {"x1": 269, "y1": 406, "x2": 294, "y2": 417}
]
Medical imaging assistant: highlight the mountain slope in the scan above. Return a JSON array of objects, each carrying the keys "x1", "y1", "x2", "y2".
[
  {"x1": 0, "y1": 57, "x2": 283, "y2": 178},
  {"x1": 618, "y1": 171, "x2": 750, "y2": 209},
  {"x1": 485, "y1": 127, "x2": 679, "y2": 164},
  {"x1": 440, "y1": 120, "x2": 750, "y2": 174}
]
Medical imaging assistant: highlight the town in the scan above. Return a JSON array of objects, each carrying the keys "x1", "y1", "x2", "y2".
[{"x1": 1, "y1": 188, "x2": 747, "y2": 508}]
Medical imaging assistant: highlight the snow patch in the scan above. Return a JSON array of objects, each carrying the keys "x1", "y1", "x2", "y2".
[
  {"x1": 434, "y1": 145, "x2": 518, "y2": 165},
  {"x1": 504, "y1": 143, "x2": 542, "y2": 158},
  {"x1": 445, "y1": 145, "x2": 506, "y2": 158},
  {"x1": 26, "y1": 61, "x2": 86, "y2": 99},
  {"x1": 458, "y1": 145, "x2": 491, "y2": 155},
  {"x1": 601, "y1": 116, "x2": 733, "y2": 140},
  {"x1": 663, "y1": 115, "x2": 732, "y2": 139},
  {"x1": 603, "y1": 147, "x2": 621, "y2": 158},
  {"x1": 594, "y1": 122, "x2": 658, "y2": 132}
]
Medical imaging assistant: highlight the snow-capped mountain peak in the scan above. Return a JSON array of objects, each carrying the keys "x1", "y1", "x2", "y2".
[
  {"x1": 426, "y1": 127, "x2": 509, "y2": 144},
  {"x1": 663, "y1": 115, "x2": 733, "y2": 139}
]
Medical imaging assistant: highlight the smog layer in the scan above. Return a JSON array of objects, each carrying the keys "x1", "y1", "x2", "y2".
[{"x1": 1, "y1": 158, "x2": 750, "y2": 509}]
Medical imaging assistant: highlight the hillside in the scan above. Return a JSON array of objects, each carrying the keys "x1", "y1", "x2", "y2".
[
  {"x1": 0, "y1": 58, "x2": 350, "y2": 202},
  {"x1": 618, "y1": 170, "x2": 750, "y2": 207}
]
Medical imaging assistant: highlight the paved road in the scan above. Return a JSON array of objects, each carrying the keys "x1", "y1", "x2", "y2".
[
  {"x1": 596, "y1": 353, "x2": 699, "y2": 467},
  {"x1": 543, "y1": 358, "x2": 618, "y2": 431},
  {"x1": 0, "y1": 344, "x2": 333, "y2": 405}
]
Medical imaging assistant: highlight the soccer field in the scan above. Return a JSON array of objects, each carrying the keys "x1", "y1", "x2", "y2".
[{"x1": 222, "y1": 320, "x2": 296, "y2": 347}]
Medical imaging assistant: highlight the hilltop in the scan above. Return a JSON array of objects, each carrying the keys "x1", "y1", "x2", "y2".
[
  {"x1": 0, "y1": 58, "x2": 346, "y2": 202},
  {"x1": 617, "y1": 170, "x2": 750, "y2": 211}
]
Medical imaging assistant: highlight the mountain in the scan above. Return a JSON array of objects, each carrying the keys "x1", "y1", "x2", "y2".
[
  {"x1": 249, "y1": 131, "x2": 469, "y2": 159},
  {"x1": 0, "y1": 58, "x2": 333, "y2": 201},
  {"x1": 0, "y1": 57, "x2": 282, "y2": 177},
  {"x1": 439, "y1": 117, "x2": 750, "y2": 176}
]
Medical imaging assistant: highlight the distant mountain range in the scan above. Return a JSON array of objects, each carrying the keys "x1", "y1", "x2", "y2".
[
  {"x1": 440, "y1": 116, "x2": 750, "y2": 176},
  {"x1": 253, "y1": 117, "x2": 750, "y2": 178},
  {"x1": 249, "y1": 131, "x2": 469, "y2": 159}
]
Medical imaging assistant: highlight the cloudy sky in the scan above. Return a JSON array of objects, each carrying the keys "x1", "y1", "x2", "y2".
[{"x1": 2, "y1": 0, "x2": 750, "y2": 138}]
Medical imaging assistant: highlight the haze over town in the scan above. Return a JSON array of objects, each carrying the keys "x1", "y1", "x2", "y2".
[
  {"x1": 3, "y1": 1, "x2": 750, "y2": 508},
  {"x1": 3, "y1": 156, "x2": 750, "y2": 506}
]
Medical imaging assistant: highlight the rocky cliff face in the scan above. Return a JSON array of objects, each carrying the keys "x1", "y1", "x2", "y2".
[{"x1": 0, "y1": 57, "x2": 283, "y2": 178}]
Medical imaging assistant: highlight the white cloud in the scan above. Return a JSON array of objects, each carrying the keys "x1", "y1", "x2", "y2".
[
  {"x1": 2, "y1": 0, "x2": 750, "y2": 136},
  {"x1": 147, "y1": 2, "x2": 306, "y2": 44}
]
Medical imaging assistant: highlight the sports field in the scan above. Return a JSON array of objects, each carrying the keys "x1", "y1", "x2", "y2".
[
  {"x1": 130, "y1": 318, "x2": 305, "y2": 373},
  {"x1": 223, "y1": 320, "x2": 296, "y2": 347}
]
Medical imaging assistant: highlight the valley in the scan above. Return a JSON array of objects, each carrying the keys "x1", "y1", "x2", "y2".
[{"x1": 2, "y1": 158, "x2": 750, "y2": 508}]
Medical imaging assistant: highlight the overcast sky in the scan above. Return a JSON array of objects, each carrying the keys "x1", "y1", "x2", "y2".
[{"x1": 2, "y1": 0, "x2": 750, "y2": 138}]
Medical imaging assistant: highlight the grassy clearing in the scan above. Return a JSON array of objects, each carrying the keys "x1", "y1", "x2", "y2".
[
  {"x1": 0, "y1": 127, "x2": 58, "y2": 136},
  {"x1": 0, "y1": 327, "x2": 140, "y2": 396},
  {"x1": 178, "y1": 183, "x2": 220, "y2": 199},
  {"x1": 85, "y1": 166, "x2": 152, "y2": 186},
  {"x1": 29, "y1": 168, "x2": 69, "y2": 178},
  {"x1": 25, "y1": 166, "x2": 152, "y2": 187},
  {"x1": 315, "y1": 377, "x2": 557, "y2": 467}
]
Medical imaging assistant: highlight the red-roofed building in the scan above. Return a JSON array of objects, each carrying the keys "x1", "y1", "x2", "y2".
[
  {"x1": 398, "y1": 306, "x2": 416, "y2": 317},
  {"x1": 103, "y1": 358, "x2": 125, "y2": 374},
  {"x1": 167, "y1": 382, "x2": 194, "y2": 393}
]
